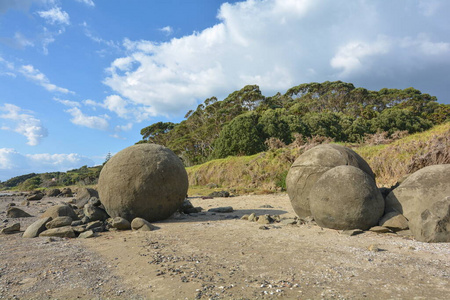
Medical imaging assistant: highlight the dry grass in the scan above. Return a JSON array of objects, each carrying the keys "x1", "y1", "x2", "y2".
[
  {"x1": 187, "y1": 136, "x2": 333, "y2": 193},
  {"x1": 355, "y1": 122, "x2": 450, "y2": 187},
  {"x1": 186, "y1": 123, "x2": 449, "y2": 193}
]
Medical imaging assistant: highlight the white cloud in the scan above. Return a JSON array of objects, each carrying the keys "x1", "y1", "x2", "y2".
[
  {"x1": 0, "y1": 56, "x2": 16, "y2": 77},
  {"x1": 159, "y1": 26, "x2": 173, "y2": 36},
  {"x1": 19, "y1": 64, "x2": 73, "y2": 94},
  {"x1": 0, "y1": 103, "x2": 48, "y2": 146},
  {"x1": 84, "y1": 95, "x2": 153, "y2": 122},
  {"x1": 75, "y1": 0, "x2": 95, "y2": 7},
  {"x1": 0, "y1": 148, "x2": 95, "y2": 182},
  {"x1": 81, "y1": 22, "x2": 120, "y2": 55},
  {"x1": 53, "y1": 97, "x2": 80, "y2": 107},
  {"x1": 103, "y1": 95, "x2": 128, "y2": 118},
  {"x1": 0, "y1": 148, "x2": 26, "y2": 170},
  {"x1": 37, "y1": 6, "x2": 70, "y2": 25},
  {"x1": 330, "y1": 36, "x2": 391, "y2": 76},
  {"x1": 109, "y1": 133, "x2": 126, "y2": 140},
  {"x1": 65, "y1": 107, "x2": 109, "y2": 130},
  {"x1": 40, "y1": 26, "x2": 59, "y2": 55},
  {"x1": 115, "y1": 123, "x2": 133, "y2": 131},
  {"x1": 103, "y1": 0, "x2": 450, "y2": 115},
  {"x1": 14, "y1": 32, "x2": 34, "y2": 48}
]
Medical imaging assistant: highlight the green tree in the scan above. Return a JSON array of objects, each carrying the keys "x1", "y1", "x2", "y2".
[
  {"x1": 140, "y1": 122, "x2": 175, "y2": 145},
  {"x1": 104, "y1": 152, "x2": 112, "y2": 165},
  {"x1": 372, "y1": 108, "x2": 432, "y2": 135},
  {"x1": 212, "y1": 112, "x2": 265, "y2": 158},
  {"x1": 258, "y1": 108, "x2": 292, "y2": 143},
  {"x1": 303, "y1": 112, "x2": 345, "y2": 141}
]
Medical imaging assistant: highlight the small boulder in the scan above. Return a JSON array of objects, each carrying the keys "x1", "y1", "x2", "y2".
[
  {"x1": 45, "y1": 216, "x2": 73, "y2": 229},
  {"x1": 208, "y1": 191, "x2": 230, "y2": 198},
  {"x1": 379, "y1": 211, "x2": 409, "y2": 231},
  {"x1": 72, "y1": 225, "x2": 87, "y2": 234},
  {"x1": 85, "y1": 220, "x2": 104, "y2": 230},
  {"x1": 23, "y1": 217, "x2": 52, "y2": 238},
  {"x1": 39, "y1": 226, "x2": 75, "y2": 238},
  {"x1": 110, "y1": 217, "x2": 131, "y2": 230},
  {"x1": 41, "y1": 205, "x2": 78, "y2": 220},
  {"x1": 60, "y1": 188, "x2": 73, "y2": 197},
  {"x1": 369, "y1": 226, "x2": 391, "y2": 233},
  {"x1": 27, "y1": 191, "x2": 44, "y2": 201},
  {"x1": 248, "y1": 213, "x2": 257, "y2": 222},
  {"x1": 257, "y1": 214, "x2": 273, "y2": 224},
  {"x1": 180, "y1": 200, "x2": 202, "y2": 214},
  {"x1": 71, "y1": 220, "x2": 83, "y2": 226},
  {"x1": 83, "y1": 203, "x2": 109, "y2": 222},
  {"x1": 7, "y1": 207, "x2": 32, "y2": 218},
  {"x1": 75, "y1": 188, "x2": 99, "y2": 208},
  {"x1": 46, "y1": 189, "x2": 61, "y2": 197},
  {"x1": 131, "y1": 217, "x2": 156, "y2": 231},
  {"x1": 78, "y1": 230, "x2": 96, "y2": 239},
  {"x1": 1, "y1": 223, "x2": 20, "y2": 234},
  {"x1": 208, "y1": 206, "x2": 234, "y2": 213}
]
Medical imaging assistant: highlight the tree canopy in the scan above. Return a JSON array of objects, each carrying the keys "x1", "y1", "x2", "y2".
[{"x1": 138, "y1": 81, "x2": 449, "y2": 165}]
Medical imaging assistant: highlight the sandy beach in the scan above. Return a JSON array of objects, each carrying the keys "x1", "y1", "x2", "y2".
[{"x1": 1, "y1": 193, "x2": 449, "y2": 299}]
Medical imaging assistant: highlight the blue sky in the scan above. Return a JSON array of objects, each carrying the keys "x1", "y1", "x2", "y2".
[{"x1": 0, "y1": 0, "x2": 449, "y2": 181}]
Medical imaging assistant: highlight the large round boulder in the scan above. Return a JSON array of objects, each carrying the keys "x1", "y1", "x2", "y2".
[
  {"x1": 309, "y1": 165, "x2": 384, "y2": 230},
  {"x1": 385, "y1": 164, "x2": 450, "y2": 242},
  {"x1": 286, "y1": 144, "x2": 375, "y2": 218},
  {"x1": 98, "y1": 144, "x2": 188, "y2": 222}
]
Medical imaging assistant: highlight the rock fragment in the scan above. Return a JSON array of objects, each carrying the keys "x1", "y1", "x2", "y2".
[
  {"x1": 23, "y1": 217, "x2": 52, "y2": 238},
  {"x1": 78, "y1": 230, "x2": 96, "y2": 239},
  {"x1": 1, "y1": 223, "x2": 20, "y2": 234},
  {"x1": 110, "y1": 217, "x2": 131, "y2": 230},
  {"x1": 131, "y1": 217, "x2": 156, "y2": 231},
  {"x1": 379, "y1": 211, "x2": 409, "y2": 231},
  {"x1": 41, "y1": 205, "x2": 78, "y2": 220},
  {"x1": 208, "y1": 206, "x2": 234, "y2": 213},
  {"x1": 39, "y1": 226, "x2": 76, "y2": 238},
  {"x1": 7, "y1": 207, "x2": 32, "y2": 218},
  {"x1": 45, "y1": 216, "x2": 73, "y2": 229},
  {"x1": 369, "y1": 226, "x2": 391, "y2": 233}
]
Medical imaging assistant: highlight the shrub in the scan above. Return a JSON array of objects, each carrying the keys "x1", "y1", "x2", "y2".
[{"x1": 212, "y1": 112, "x2": 265, "y2": 158}]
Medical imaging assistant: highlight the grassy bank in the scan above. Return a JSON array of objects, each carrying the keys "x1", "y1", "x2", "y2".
[{"x1": 187, "y1": 122, "x2": 450, "y2": 193}]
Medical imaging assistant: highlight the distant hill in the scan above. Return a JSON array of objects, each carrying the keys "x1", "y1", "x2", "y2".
[{"x1": 0, "y1": 165, "x2": 102, "y2": 191}]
